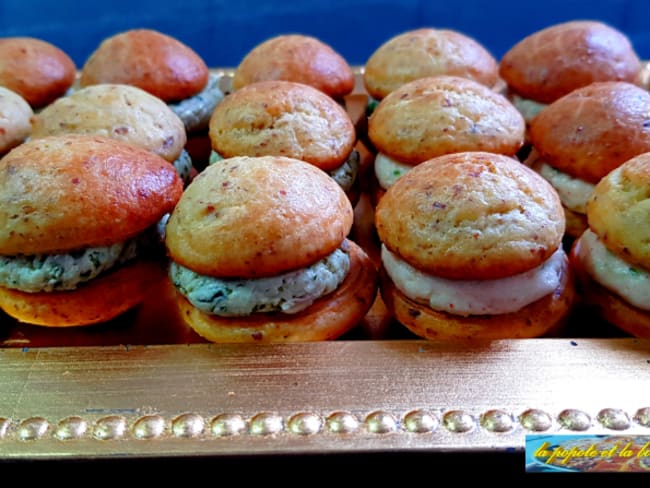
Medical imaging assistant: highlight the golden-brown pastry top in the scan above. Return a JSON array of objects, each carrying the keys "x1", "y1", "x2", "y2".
[
  {"x1": 232, "y1": 34, "x2": 355, "y2": 99},
  {"x1": 31, "y1": 83, "x2": 187, "y2": 163},
  {"x1": 165, "y1": 155, "x2": 354, "y2": 278},
  {"x1": 375, "y1": 151, "x2": 565, "y2": 280},
  {"x1": 79, "y1": 29, "x2": 209, "y2": 103},
  {"x1": 499, "y1": 20, "x2": 641, "y2": 104},
  {"x1": 0, "y1": 37, "x2": 76, "y2": 109},
  {"x1": 368, "y1": 76, "x2": 525, "y2": 165},
  {"x1": 363, "y1": 28, "x2": 499, "y2": 101},
  {"x1": 209, "y1": 80, "x2": 356, "y2": 170},
  {"x1": 587, "y1": 152, "x2": 650, "y2": 269},
  {"x1": 0, "y1": 86, "x2": 33, "y2": 155},
  {"x1": 529, "y1": 81, "x2": 650, "y2": 183},
  {"x1": 0, "y1": 134, "x2": 184, "y2": 255}
]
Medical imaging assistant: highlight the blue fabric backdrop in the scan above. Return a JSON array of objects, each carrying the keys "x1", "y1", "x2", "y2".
[{"x1": 1, "y1": 0, "x2": 648, "y2": 68}]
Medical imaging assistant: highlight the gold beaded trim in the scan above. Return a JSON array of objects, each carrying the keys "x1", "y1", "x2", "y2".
[{"x1": 1, "y1": 407, "x2": 649, "y2": 441}]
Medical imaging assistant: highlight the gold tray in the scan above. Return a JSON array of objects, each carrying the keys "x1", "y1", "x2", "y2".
[
  {"x1": 1, "y1": 69, "x2": 649, "y2": 462},
  {"x1": 2, "y1": 338, "x2": 649, "y2": 461}
]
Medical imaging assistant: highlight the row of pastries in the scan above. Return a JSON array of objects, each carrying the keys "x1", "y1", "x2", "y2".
[{"x1": 0, "y1": 20, "x2": 649, "y2": 343}]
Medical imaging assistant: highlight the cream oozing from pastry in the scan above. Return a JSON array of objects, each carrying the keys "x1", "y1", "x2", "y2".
[
  {"x1": 381, "y1": 245, "x2": 566, "y2": 315},
  {"x1": 575, "y1": 229, "x2": 650, "y2": 310},
  {"x1": 374, "y1": 152, "x2": 414, "y2": 190},
  {"x1": 527, "y1": 155, "x2": 595, "y2": 214}
]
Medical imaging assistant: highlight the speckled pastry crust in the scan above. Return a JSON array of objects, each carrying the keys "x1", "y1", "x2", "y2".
[
  {"x1": 363, "y1": 28, "x2": 499, "y2": 101},
  {"x1": 31, "y1": 84, "x2": 187, "y2": 163},
  {"x1": 165, "y1": 155, "x2": 354, "y2": 278},
  {"x1": 587, "y1": 152, "x2": 650, "y2": 269},
  {"x1": 176, "y1": 241, "x2": 378, "y2": 343},
  {"x1": 80, "y1": 29, "x2": 209, "y2": 103},
  {"x1": 208, "y1": 80, "x2": 356, "y2": 170},
  {"x1": 375, "y1": 151, "x2": 565, "y2": 280},
  {"x1": 0, "y1": 134, "x2": 184, "y2": 255},
  {"x1": 529, "y1": 81, "x2": 650, "y2": 184},
  {"x1": 0, "y1": 37, "x2": 76, "y2": 108},
  {"x1": 499, "y1": 20, "x2": 641, "y2": 104},
  {"x1": 368, "y1": 76, "x2": 525, "y2": 165},
  {"x1": 0, "y1": 87, "x2": 32, "y2": 155},
  {"x1": 232, "y1": 34, "x2": 355, "y2": 99}
]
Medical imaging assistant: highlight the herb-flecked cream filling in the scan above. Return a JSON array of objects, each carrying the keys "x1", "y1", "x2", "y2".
[
  {"x1": 0, "y1": 228, "x2": 159, "y2": 293},
  {"x1": 170, "y1": 244, "x2": 351, "y2": 317},
  {"x1": 169, "y1": 72, "x2": 225, "y2": 133},
  {"x1": 172, "y1": 148, "x2": 193, "y2": 186}
]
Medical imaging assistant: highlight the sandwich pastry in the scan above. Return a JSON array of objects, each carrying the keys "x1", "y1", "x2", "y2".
[
  {"x1": 232, "y1": 33, "x2": 356, "y2": 105},
  {"x1": 499, "y1": 20, "x2": 641, "y2": 127},
  {"x1": 526, "y1": 81, "x2": 650, "y2": 239},
  {"x1": 375, "y1": 151, "x2": 575, "y2": 341},
  {"x1": 31, "y1": 83, "x2": 194, "y2": 185},
  {"x1": 363, "y1": 27, "x2": 499, "y2": 114},
  {"x1": 570, "y1": 152, "x2": 650, "y2": 338},
  {"x1": 208, "y1": 80, "x2": 362, "y2": 205},
  {"x1": 165, "y1": 155, "x2": 378, "y2": 343},
  {"x1": 0, "y1": 134, "x2": 184, "y2": 326},
  {"x1": 80, "y1": 28, "x2": 224, "y2": 135},
  {"x1": 0, "y1": 36, "x2": 76, "y2": 110},
  {"x1": 367, "y1": 75, "x2": 525, "y2": 204}
]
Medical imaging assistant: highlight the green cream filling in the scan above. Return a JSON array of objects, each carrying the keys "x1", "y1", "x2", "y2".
[
  {"x1": 0, "y1": 228, "x2": 158, "y2": 293},
  {"x1": 170, "y1": 245, "x2": 350, "y2": 317},
  {"x1": 169, "y1": 73, "x2": 225, "y2": 133},
  {"x1": 173, "y1": 148, "x2": 193, "y2": 186}
]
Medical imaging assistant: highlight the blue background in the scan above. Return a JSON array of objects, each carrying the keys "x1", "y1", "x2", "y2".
[{"x1": 1, "y1": 0, "x2": 649, "y2": 68}]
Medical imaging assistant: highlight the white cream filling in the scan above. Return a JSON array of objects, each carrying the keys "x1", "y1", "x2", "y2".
[
  {"x1": 374, "y1": 152, "x2": 414, "y2": 190},
  {"x1": 576, "y1": 229, "x2": 650, "y2": 310},
  {"x1": 381, "y1": 244, "x2": 565, "y2": 316},
  {"x1": 528, "y1": 158, "x2": 594, "y2": 214}
]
